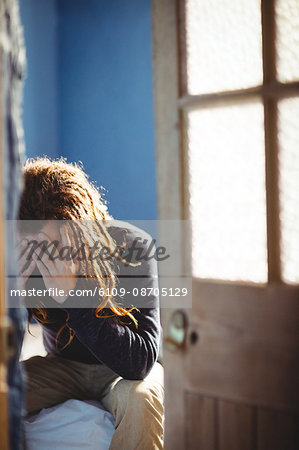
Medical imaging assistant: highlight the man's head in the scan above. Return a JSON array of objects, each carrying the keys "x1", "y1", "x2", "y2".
[{"x1": 19, "y1": 156, "x2": 110, "y2": 222}]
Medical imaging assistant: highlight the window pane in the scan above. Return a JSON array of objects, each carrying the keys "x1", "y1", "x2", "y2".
[
  {"x1": 278, "y1": 98, "x2": 299, "y2": 284},
  {"x1": 276, "y1": 0, "x2": 299, "y2": 83},
  {"x1": 188, "y1": 101, "x2": 267, "y2": 282},
  {"x1": 185, "y1": 0, "x2": 263, "y2": 95}
]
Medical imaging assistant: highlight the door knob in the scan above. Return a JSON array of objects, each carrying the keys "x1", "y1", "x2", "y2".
[{"x1": 164, "y1": 310, "x2": 188, "y2": 351}]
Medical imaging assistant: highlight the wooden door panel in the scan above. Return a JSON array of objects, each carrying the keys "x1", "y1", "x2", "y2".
[
  {"x1": 218, "y1": 400, "x2": 254, "y2": 450},
  {"x1": 185, "y1": 393, "x2": 217, "y2": 450},
  {"x1": 257, "y1": 408, "x2": 299, "y2": 450},
  {"x1": 183, "y1": 392, "x2": 299, "y2": 450},
  {"x1": 163, "y1": 281, "x2": 299, "y2": 448},
  {"x1": 184, "y1": 282, "x2": 299, "y2": 411},
  {"x1": 185, "y1": 394, "x2": 255, "y2": 450}
]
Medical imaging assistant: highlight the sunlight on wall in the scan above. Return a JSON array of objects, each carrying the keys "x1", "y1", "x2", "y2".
[
  {"x1": 278, "y1": 98, "x2": 299, "y2": 284},
  {"x1": 185, "y1": 0, "x2": 262, "y2": 94},
  {"x1": 276, "y1": 0, "x2": 299, "y2": 83},
  {"x1": 187, "y1": 102, "x2": 268, "y2": 283},
  {"x1": 186, "y1": 0, "x2": 299, "y2": 284}
]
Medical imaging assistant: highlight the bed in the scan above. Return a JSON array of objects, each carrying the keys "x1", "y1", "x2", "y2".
[
  {"x1": 21, "y1": 324, "x2": 115, "y2": 450},
  {"x1": 24, "y1": 399, "x2": 115, "y2": 450}
]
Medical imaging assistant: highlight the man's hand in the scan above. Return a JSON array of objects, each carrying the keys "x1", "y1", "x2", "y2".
[
  {"x1": 32, "y1": 226, "x2": 78, "y2": 303},
  {"x1": 18, "y1": 239, "x2": 36, "y2": 290}
]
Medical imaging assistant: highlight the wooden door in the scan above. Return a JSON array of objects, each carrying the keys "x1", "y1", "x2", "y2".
[
  {"x1": 0, "y1": 1, "x2": 24, "y2": 447},
  {"x1": 0, "y1": 9, "x2": 10, "y2": 448},
  {"x1": 152, "y1": 1, "x2": 299, "y2": 448}
]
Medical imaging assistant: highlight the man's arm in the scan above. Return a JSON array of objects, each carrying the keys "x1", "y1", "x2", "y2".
[
  {"x1": 62, "y1": 223, "x2": 161, "y2": 380},
  {"x1": 63, "y1": 305, "x2": 160, "y2": 380}
]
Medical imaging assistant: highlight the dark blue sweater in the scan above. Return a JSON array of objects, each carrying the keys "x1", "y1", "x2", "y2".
[{"x1": 33, "y1": 220, "x2": 161, "y2": 380}]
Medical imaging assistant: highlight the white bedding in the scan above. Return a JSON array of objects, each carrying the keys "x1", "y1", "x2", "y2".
[{"x1": 24, "y1": 399, "x2": 115, "y2": 450}]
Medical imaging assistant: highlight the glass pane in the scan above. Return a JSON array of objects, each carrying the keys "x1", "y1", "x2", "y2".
[
  {"x1": 276, "y1": 0, "x2": 299, "y2": 83},
  {"x1": 278, "y1": 98, "x2": 299, "y2": 284},
  {"x1": 185, "y1": 0, "x2": 263, "y2": 95},
  {"x1": 188, "y1": 101, "x2": 267, "y2": 282}
]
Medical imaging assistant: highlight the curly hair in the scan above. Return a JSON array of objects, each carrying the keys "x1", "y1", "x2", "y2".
[{"x1": 18, "y1": 156, "x2": 138, "y2": 349}]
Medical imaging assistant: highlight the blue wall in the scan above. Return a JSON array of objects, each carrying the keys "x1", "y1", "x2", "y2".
[
  {"x1": 20, "y1": 0, "x2": 157, "y2": 220},
  {"x1": 20, "y1": 0, "x2": 59, "y2": 159}
]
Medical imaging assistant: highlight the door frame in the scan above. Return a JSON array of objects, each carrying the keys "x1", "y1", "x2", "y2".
[{"x1": 0, "y1": 11, "x2": 10, "y2": 447}]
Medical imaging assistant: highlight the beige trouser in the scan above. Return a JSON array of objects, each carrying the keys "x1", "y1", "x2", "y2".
[{"x1": 23, "y1": 354, "x2": 164, "y2": 450}]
